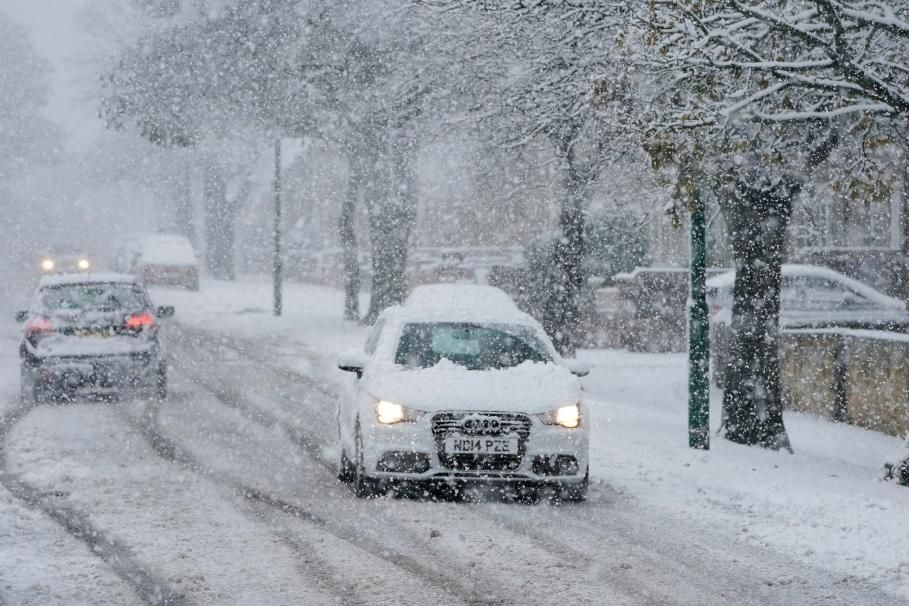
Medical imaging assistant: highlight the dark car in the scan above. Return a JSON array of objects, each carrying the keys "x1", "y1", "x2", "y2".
[
  {"x1": 16, "y1": 273, "x2": 174, "y2": 402},
  {"x1": 38, "y1": 245, "x2": 93, "y2": 275}
]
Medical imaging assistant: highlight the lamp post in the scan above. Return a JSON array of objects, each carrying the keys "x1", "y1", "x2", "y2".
[
  {"x1": 688, "y1": 190, "x2": 710, "y2": 449},
  {"x1": 273, "y1": 138, "x2": 283, "y2": 316}
]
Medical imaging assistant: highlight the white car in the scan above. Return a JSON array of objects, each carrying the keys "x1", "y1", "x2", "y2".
[
  {"x1": 119, "y1": 234, "x2": 200, "y2": 291},
  {"x1": 336, "y1": 284, "x2": 590, "y2": 500},
  {"x1": 707, "y1": 264, "x2": 909, "y2": 386}
]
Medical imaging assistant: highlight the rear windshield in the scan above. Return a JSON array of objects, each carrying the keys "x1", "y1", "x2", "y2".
[
  {"x1": 37, "y1": 283, "x2": 150, "y2": 314},
  {"x1": 395, "y1": 322, "x2": 551, "y2": 370}
]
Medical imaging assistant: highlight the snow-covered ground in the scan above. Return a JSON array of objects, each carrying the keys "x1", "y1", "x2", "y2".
[{"x1": 2, "y1": 274, "x2": 908, "y2": 604}]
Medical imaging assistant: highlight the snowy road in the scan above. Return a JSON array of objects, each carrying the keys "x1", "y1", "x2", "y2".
[{"x1": 1, "y1": 318, "x2": 902, "y2": 605}]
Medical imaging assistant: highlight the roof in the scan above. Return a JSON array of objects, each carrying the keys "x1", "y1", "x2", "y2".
[
  {"x1": 139, "y1": 234, "x2": 197, "y2": 265},
  {"x1": 385, "y1": 285, "x2": 535, "y2": 326},
  {"x1": 705, "y1": 264, "x2": 904, "y2": 308},
  {"x1": 405, "y1": 284, "x2": 520, "y2": 313},
  {"x1": 38, "y1": 273, "x2": 139, "y2": 287}
]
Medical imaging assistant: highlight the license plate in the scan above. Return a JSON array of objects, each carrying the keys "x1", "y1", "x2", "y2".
[
  {"x1": 75, "y1": 329, "x2": 111, "y2": 337},
  {"x1": 444, "y1": 435, "x2": 518, "y2": 455}
]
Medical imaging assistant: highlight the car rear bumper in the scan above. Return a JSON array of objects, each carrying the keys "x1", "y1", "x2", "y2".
[{"x1": 25, "y1": 352, "x2": 162, "y2": 394}]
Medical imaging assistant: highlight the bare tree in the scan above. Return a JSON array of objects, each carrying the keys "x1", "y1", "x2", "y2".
[{"x1": 631, "y1": 1, "x2": 909, "y2": 449}]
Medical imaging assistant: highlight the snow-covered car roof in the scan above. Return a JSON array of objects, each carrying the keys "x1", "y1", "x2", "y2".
[
  {"x1": 384, "y1": 287, "x2": 539, "y2": 328},
  {"x1": 405, "y1": 284, "x2": 521, "y2": 315},
  {"x1": 383, "y1": 305, "x2": 540, "y2": 326},
  {"x1": 139, "y1": 234, "x2": 197, "y2": 265},
  {"x1": 38, "y1": 273, "x2": 140, "y2": 287},
  {"x1": 706, "y1": 264, "x2": 905, "y2": 309}
]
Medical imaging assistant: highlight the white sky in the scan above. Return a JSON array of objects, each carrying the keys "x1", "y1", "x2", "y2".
[{"x1": 1, "y1": 0, "x2": 100, "y2": 151}]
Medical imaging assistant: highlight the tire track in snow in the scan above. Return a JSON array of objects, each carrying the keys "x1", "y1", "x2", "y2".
[
  {"x1": 110, "y1": 395, "x2": 363, "y2": 606},
  {"x1": 0, "y1": 398, "x2": 185, "y2": 606},
  {"x1": 119, "y1": 383, "x2": 489, "y2": 605}
]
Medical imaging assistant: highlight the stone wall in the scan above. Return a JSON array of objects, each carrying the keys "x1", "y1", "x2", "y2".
[
  {"x1": 781, "y1": 329, "x2": 909, "y2": 437},
  {"x1": 780, "y1": 332, "x2": 841, "y2": 419}
]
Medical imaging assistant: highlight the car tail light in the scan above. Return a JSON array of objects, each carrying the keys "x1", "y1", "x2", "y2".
[
  {"x1": 125, "y1": 312, "x2": 156, "y2": 330},
  {"x1": 25, "y1": 317, "x2": 53, "y2": 336}
]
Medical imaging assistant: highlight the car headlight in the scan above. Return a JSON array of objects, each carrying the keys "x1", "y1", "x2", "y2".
[
  {"x1": 41, "y1": 259, "x2": 55, "y2": 272},
  {"x1": 77, "y1": 258, "x2": 90, "y2": 270},
  {"x1": 538, "y1": 403, "x2": 581, "y2": 428},
  {"x1": 375, "y1": 400, "x2": 425, "y2": 424}
]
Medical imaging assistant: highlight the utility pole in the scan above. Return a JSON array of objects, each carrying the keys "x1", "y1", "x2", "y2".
[
  {"x1": 273, "y1": 138, "x2": 283, "y2": 316},
  {"x1": 688, "y1": 190, "x2": 710, "y2": 449}
]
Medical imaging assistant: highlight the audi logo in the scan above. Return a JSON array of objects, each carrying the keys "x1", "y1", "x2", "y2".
[{"x1": 461, "y1": 416, "x2": 501, "y2": 433}]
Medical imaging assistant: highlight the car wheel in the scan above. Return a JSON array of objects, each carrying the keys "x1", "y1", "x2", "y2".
[
  {"x1": 555, "y1": 467, "x2": 589, "y2": 503},
  {"x1": 156, "y1": 366, "x2": 168, "y2": 400},
  {"x1": 338, "y1": 448, "x2": 356, "y2": 483},
  {"x1": 353, "y1": 421, "x2": 385, "y2": 498}
]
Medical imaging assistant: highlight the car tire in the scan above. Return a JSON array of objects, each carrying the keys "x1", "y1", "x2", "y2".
[
  {"x1": 555, "y1": 467, "x2": 589, "y2": 503},
  {"x1": 353, "y1": 422, "x2": 385, "y2": 498},
  {"x1": 156, "y1": 366, "x2": 168, "y2": 400},
  {"x1": 338, "y1": 449, "x2": 356, "y2": 483}
]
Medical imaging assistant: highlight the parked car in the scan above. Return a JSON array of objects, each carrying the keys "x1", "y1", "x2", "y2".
[
  {"x1": 132, "y1": 234, "x2": 199, "y2": 290},
  {"x1": 335, "y1": 284, "x2": 590, "y2": 501},
  {"x1": 16, "y1": 273, "x2": 174, "y2": 401},
  {"x1": 37, "y1": 245, "x2": 92, "y2": 275},
  {"x1": 707, "y1": 264, "x2": 909, "y2": 387}
]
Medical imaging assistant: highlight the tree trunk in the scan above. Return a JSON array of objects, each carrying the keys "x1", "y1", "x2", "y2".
[
  {"x1": 203, "y1": 164, "x2": 236, "y2": 281},
  {"x1": 340, "y1": 151, "x2": 363, "y2": 321},
  {"x1": 363, "y1": 132, "x2": 417, "y2": 325},
  {"x1": 720, "y1": 180, "x2": 796, "y2": 451},
  {"x1": 543, "y1": 137, "x2": 588, "y2": 356}
]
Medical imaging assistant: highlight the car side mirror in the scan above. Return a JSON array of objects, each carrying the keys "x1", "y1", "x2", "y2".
[
  {"x1": 338, "y1": 350, "x2": 368, "y2": 378},
  {"x1": 14, "y1": 310, "x2": 29, "y2": 323},
  {"x1": 563, "y1": 359, "x2": 590, "y2": 377},
  {"x1": 155, "y1": 305, "x2": 175, "y2": 318}
]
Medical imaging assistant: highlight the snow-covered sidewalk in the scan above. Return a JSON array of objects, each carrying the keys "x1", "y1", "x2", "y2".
[{"x1": 154, "y1": 275, "x2": 909, "y2": 598}]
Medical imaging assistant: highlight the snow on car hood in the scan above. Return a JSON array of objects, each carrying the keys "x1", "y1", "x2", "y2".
[{"x1": 363, "y1": 359, "x2": 581, "y2": 414}]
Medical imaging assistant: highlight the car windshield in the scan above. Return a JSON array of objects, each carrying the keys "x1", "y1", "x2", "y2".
[
  {"x1": 394, "y1": 322, "x2": 551, "y2": 370},
  {"x1": 38, "y1": 283, "x2": 148, "y2": 314},
  {"x1": 709, "y1": 275, "x2": 884, "y2": 313},
  {"x1": 780, "y1": 276, "x2": 878, "y2": 312}
]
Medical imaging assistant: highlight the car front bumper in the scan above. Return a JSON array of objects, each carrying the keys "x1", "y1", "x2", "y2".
[{"x1": 359, "y1": 413, "x2": 590, "y2": 484}]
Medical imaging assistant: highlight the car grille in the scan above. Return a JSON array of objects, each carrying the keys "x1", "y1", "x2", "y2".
[{"x1": 431, "y1": 411, "x2": 532, "y2": 471}]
